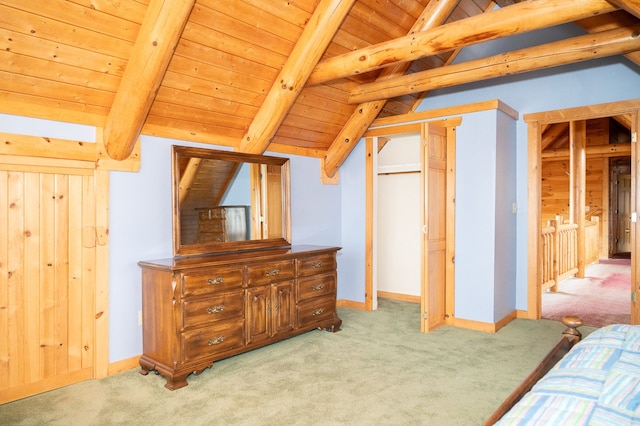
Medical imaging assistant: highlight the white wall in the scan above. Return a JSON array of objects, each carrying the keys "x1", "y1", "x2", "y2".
[{"x1": 376, "y1": 134, "x2": 421, "y2": 297}]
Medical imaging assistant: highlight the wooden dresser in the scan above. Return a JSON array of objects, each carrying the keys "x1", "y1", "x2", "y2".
[
  {"x1": 196, "y1": 205, "x2": 247, "y2": 243},
  {"x1": 138, "y1": 245, "x2": 341, "y2": 390}
]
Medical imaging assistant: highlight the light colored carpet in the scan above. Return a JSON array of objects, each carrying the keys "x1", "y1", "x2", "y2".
[
  {"x1": 0, "y1": 299, "x2": 595, "y2": 425},
  {"x1": 542, "y1": 261, "x2": 631, "y2": 328}
]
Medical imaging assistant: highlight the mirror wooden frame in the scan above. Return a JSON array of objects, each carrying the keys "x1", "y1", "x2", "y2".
[{"x1": 172, "y1": 145, "x2": 292, "y2": 256}]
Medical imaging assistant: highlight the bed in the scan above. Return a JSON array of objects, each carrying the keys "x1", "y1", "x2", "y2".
[{"x1": 485, "y1": 317, "x2": 640, "y2": 425}]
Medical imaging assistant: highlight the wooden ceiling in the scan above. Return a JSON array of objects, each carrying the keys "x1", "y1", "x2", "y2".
[{"x1": 1, "y1": 0, "x2": 640, "y2": 177}]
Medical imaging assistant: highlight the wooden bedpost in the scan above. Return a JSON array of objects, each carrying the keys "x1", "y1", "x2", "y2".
[{"x1": 561, "y1": 315, "x2": 583, "y2": 343}]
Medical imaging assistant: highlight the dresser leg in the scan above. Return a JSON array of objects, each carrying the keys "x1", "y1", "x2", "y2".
[{"x1": 165, "y1": 375, "x2": 189, "y2": 391}]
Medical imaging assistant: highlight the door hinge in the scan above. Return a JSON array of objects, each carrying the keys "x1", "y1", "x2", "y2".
[
  {"x1": 632, "y1": 292, "x2": 637, "y2": 303},
  {"x1": 422, "y1": 312, "x2": 428, "y2": 319},
  {"x1": 632, "y1": 131, "x2": 637, "y2": 143}
]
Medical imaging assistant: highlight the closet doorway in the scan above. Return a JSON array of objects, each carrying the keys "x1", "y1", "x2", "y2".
[{"x1": 364, "y1": 119, "x2": 458, "y2": 332}]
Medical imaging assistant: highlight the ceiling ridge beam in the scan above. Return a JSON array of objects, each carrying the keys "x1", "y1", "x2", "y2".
[
  {"x1": 103, "y1": 0, "x2": 195, "y2": 161},
  {"x1": 307, "y1": 0, "x2": 618, "y2": 86},
  {"x1": 322, "y1": 0, "x2": 461, "y2": 179},
  {"x1": 237, "y1": 0, "x2": 356, "y2": 155},
  {"x1": 349, "y1": 24, "x2": 640, "y2": 104}
]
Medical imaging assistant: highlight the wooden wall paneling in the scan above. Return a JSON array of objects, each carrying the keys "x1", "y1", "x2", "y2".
[
  {"x1": 81, "y1": 174, "x2": 96, "y2": 371},
  {"x1": 96, "y1": 170, "x2": 110, "y2": 379},
  {"x1": 68, "y1": 175, "x2": 84, "y2": 373},
  {"x1": 0, "y1": 172, "x2": 6, "y2": 390},
  {"x1": 24, "y1": 172, "x2": 40, "y2": 383},
  {"x1": 0, "y1": 134, "x2": 115, "y2": 401}
]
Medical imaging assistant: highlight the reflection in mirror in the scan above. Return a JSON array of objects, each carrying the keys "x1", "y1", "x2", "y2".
[{"x1": 172, "y1": 146, "x2": 291, "y2": 256}]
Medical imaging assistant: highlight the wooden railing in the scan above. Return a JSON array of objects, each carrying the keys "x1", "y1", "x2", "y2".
[{"x1": 541, "y1": 218, "x2": 599, "y2": 291}]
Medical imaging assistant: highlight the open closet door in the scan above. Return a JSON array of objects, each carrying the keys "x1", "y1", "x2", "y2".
[{"x1": 420, "y1": 122, "x2": 455, "y2": 332}]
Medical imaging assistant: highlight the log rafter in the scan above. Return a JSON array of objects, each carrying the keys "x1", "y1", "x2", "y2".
[
  {"x1": 237, "y1": 0, "x2": 356, "y2": 155},
  {"x1": 308, "y1": 0, "x2": 618, "y2": 86},
  {"x1": 349, "y1": 25, "x2": 640, "y2": 104},
  {"x1": 322, "y1": 0, "x2": 461, "y2": 179},
  {"x1": 103, "y1": 0, "x2": 195, "y2": 161}
]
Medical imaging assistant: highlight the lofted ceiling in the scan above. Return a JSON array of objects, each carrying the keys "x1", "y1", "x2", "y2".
[{"x1": 1, "y1": 0, "x2": 640, "y2": 178}]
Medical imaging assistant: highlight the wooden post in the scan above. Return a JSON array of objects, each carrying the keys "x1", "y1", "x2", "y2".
[
  {"x1": 572, "y1": 120, "x2": 587, "y2": 277},
  {"x1": 551, "y1": 220, "x2": 560, "y2": 292}
]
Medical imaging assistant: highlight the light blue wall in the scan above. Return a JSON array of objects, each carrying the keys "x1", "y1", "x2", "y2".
[
  {"x1": 415, "y1": 27, "x2": 640, "y2": 312},
  {"x1": 454, "y1": 110, "x2": 500, "y2": 322},
  {"x1": 338, "y1": 141, "x2": 367, "y2": 303},
  {"x1": 108, "y1": 138, "x2": 341, "y2": 361},
  {"x1": 494, "y1": 110, "x2": 518, "y2": 321}
]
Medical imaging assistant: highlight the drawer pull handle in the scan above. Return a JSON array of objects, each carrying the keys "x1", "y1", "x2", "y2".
[
  {"x1": 265, "y1": 268, "x2": 280, "y2": 277},
  {"x1": 208, "y1": 277, "x2": 224, "y2": 285},
  {"x1": 207, "y1": 305, "x2": 225, "y2": 314},
  {"x1": 311, "y1": 261, "x2": 323, "y2": 268},
  {"x1": 208, "y1": 336, "x2": 225, "y2": 346},
  {"x1": 312, "y1": 284, "x2": 324, "y2": 291},
  {"x1": 312, "y1": 308, "x2": 325, "y2": 316}
]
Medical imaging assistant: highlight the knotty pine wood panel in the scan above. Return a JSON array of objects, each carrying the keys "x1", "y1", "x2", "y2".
[
  {"x1": 0, "y1": 4, "x2": 133, "y2": 59},
  {"x1": 541, "y1": 158, "x2": 604, "y2": 224},
  {"x1": 0, "y1": 170, "x2": 96, "y2": 400},
  {"x1": 0, "y1": 28, "x2": 127, "y2": 77}
]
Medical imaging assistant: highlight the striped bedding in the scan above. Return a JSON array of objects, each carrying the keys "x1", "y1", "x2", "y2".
[{"x1": 495, "y1": 324, "x2": 640, "y2": 425}]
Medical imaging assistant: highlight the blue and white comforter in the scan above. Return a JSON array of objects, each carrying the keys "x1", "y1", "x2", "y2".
[{"x1": 495, "y1": 324, "x2": 640, "y2": 425}]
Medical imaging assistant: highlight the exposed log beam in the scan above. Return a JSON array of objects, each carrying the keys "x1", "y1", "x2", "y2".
[
  {"x1": 308, "y1": 0, "x2": 617, "y2": 85},
  {"x1": 237, "y1": 0, "x2": 355, "y2": 154},
  {"x1": 323, "y1": 0, "x2": 460, "y2": 179},
  {"x1": 103, "y1": 0, "x2": 195, "y2": 161},
  {"x1": 542, "y1": 143, "x2": 632, "y2": 159},
  {"x1": 608, "y1": 0, "x2": 640, "y2": 19},
  {"x1": 349, "y1": 25, "x2": 640, "y2": 104}
]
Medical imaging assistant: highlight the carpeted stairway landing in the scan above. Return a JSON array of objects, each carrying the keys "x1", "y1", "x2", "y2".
[
  {"x1": 0, "y1": 299, "x2": 595, "y2": 425},
  {"x1": 542, "y1": 261, "x2": 630, "y2": 328}
]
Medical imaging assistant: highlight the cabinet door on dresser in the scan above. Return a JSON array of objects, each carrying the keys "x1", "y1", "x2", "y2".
[
  {"x1": 245, "y1": 259, "x2": 295, "y2": 345},
  {"x1": 246, "y1": 281, "x2": 295, "y2": 344}
]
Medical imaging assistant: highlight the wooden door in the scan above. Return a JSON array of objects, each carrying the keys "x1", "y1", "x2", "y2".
[
  {"x1": 617, "y1": 173, "x2": 632, "y2": 253},
  {"x1": 0, "y1": 169, "x2": 97, "y2": 402},
  {"x1": 420, "y1": 123, "x2": 455, "y2": 332}
]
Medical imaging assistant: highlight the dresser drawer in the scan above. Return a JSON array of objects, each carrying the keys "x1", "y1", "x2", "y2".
[
  {"x1": 297, "y1": 253, "x2": 336, "y2": 277},
  {"x1": 181, "y1": 318, "x2": 244, "y2": 363},
  {"x1": 199, "y1": 222, "x2": 224, "y2": 233},
  {"x1": 182, "y1": 291, "x2": 244, "y2": 328},
  {"x1": 246, "y1": 259, "x2": 294, "y2": 286},
  {"x1": 296, "y1": 296, "x2": 336, "y2": 329},
  {"x1": 181, "y1": 266, "x2": 243, "y2": 297},
  {"x1": 297, "y1": 273, "x2": 336, "y2": 302}
]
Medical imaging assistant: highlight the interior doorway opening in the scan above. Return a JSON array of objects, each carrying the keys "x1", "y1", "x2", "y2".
[{"x1": 526, "y1": 99, "x2": 640, "y2": 326}]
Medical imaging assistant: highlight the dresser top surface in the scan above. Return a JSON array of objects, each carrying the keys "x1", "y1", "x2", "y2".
[{"x1": 138, "y1": 245, "x2": 341, "y2": 271}]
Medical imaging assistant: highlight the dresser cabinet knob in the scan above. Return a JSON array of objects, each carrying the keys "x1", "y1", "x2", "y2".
[
  {"x1": 312, "y1": 284, "x2": 324, "y2": 291},
  {"x1": 311, "y1": 261, "x2": 323, "y2": 268},
  {"x1": 208, "y1": 336, "x2": 225, "y2": 345},
  {"x1": 207, "y1": 277, "x2": 224, "y2": 285},
  {"x1": 207, "y1": 305, "x2": 225, "y2": 314},
  {"x1": 312, "y1": 308, "x2": 324, "y2": 316}
]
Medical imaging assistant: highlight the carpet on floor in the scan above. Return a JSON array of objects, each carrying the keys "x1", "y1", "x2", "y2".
[{"x1": 542, "y1": 261, "x2": 631, "y2": 328}]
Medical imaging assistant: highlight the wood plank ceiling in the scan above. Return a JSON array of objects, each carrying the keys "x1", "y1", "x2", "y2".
[{"x1": 1, "y1": 0, "x2": 639, "y2": 177}]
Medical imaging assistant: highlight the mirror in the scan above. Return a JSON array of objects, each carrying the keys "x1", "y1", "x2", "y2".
[{"x1": 172, "y1": 145, "x2": 291, "y2": 256}]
